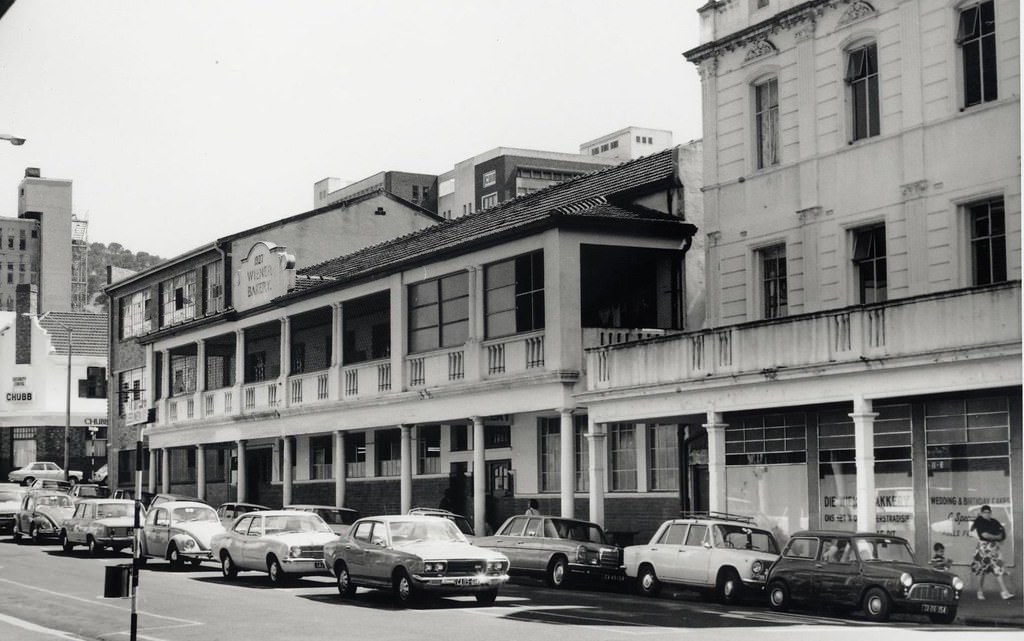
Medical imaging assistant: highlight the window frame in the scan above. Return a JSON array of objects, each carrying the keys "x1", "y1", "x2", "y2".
[
  {"x1": 957, "y1": 0, "x2": 998, "y2": 109},
  {"x1": 407, "y1": 271, "x2": 469, "y2": 354},
  {"x1": 538, "y1": 417, "x2": 560, "y2": 493},
  {"x1": 965, "y1": 196, "x2": 1007, "y2": 286},
  {"x1": 845, "y1": 41, "x2": 880, "y2": 141},
  {"x1": 759, "y1": 243, "x2": 788, "y2": 318},
  {"x1": 484, "y1": 250, "x2": 545, "y2": 339},
  {"x1": 609, "y1": 423, "x2": 638, "y2": 491},
  {"x1": 754, "y1": 76, "x2": 779, "y2": 169},
  {"x1": 851, "y1": 224, "x2": 887, "y2": 304}
]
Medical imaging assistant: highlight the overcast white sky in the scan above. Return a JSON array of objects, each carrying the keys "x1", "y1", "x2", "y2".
[{"x1": 0, "y1": 1, "x2": 703, "y2": 259}]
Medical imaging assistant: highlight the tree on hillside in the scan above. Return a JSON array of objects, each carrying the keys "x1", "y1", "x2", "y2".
[{"x1": 86, "y1": 242, "x2": 165, "y2": 313}]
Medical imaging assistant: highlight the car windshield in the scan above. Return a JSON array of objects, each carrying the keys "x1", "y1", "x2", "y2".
[
  {"x1": 853, "y1": 537, "x2": 915, "y2": 563},
  {"x1": 389, "y1": 519, "x2": 465, "y2": 544},
  {"x1": 315, "y1": 509, "x2": 358, "y2": 525},
  {"x1": 171, "y1": 506, "x2": 218, "y2": 523},
  {"x1": 549, "y1": 519, "x2": 607, "y2": 544},
  {"x1": 77, "y1": 486, "x2": 109, "y2": 498},
  {"x1": 96, "y1": 503, "x2": 131, "y2": 518},
  {"x1": 36, "y1": 495, "x2": 72, "y2": 508},
  {"x1": 264, "y1": 514, "x2": 333, "y2": 534},
  {"x1": 714, "y1": 524, "x2": 779, "y2": 553}
]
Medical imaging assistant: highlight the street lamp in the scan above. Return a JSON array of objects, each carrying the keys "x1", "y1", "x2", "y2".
[
  {"x1": 0, "y1": 134, "x2": 26, "y2": 146},
  {"x1": 23, "y1": 312, "x2": 73, "y2": 482}
]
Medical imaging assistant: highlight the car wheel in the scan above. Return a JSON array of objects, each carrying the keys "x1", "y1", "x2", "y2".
[
  {"x1": 767, "y1": 580, "x2": 790, "y2": 612},
  {"x1": 220, "y1": 553, "x2": 238, "y2": 579},
  {"x1": 545, "y1": 556, "x2": 570, "y2": 588},
  {"x1": 60, "y1": 531, "x2": 73, "y2": 553},
  {"x1": 393, "y1": 569, "x2": 415, "y2": 607},
  {"x1": 637, "y1": 564, "x2": 661, "y2": 597},
  {"x1": 88, "y1": 536, "x2": 102, "y2": 556},
  {"x1": 475, "y1": 589, "x2": 498, "y2": 605},
  {"x1": 168, "y1": 545, "x2": 184, "y2": 568},
  {"x1": 928, "y1": 607, "x2": 957, "y2": 625},
  {"x1": 13, "y1": 525, "x2": 22, "y2": 544},
  {"x1": 30, "y1": 524, "x2": 42, "y2": 545},
  {"x1": 335, "y1": 561, "x2": 356, "y2": 597},
  {"x1": 267, "y1": 556, "x2": 286, "y2": 586},
  {"x1": 716, "y1": 568, "x2": 742, "y2": 605},
  {"x1": 862, "y1": 587, "x2": 892, "y2": 622}
]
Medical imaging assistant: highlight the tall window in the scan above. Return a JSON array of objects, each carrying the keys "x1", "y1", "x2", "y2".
[
  {"x1": 345, "y1": 432, "x2": 366, "y2": 478},
  {"x1": 376, "y1": 429, "x2": 401, "y2": 476},
  {"x1": 202, "y1": 261, "x2": 224, "y2": 315},
  {"x1": 846, "y1": 43, "x2": 879, "y2": 141},
  {"x1": 408, "y1": 272, "x2": 468, "y2": 353},
  {"x1": 118, "y1": 367, "x2": 146, "y2": 418},
  {"x1": 171, "y1": 354, "x2": 197, "y2": 396},
  {"x1": 119, "y1": 290, "x2": 152, "y2": 339},
  {"x1": 418, "y1": 425, "x2": 441, "y2": 475},
  {"x1": 648, "y1": 424, "x2": 678, "y2": 491},
  {"x1": 310, "y1": 436, "x2": 332, "y2": 480},
  {"x1": 12, "y1": 427, "x2": 36, "y2": 468},
  {"x1": 574, "y1": 416, "x2": 589, "y2": 492},
  {"x1": 957, "y1": 1, "x2": 997, "y2": 108},
  {"x1": 852, "y1": 225, "x2": 886, "y2": 303},
  {"x1": 969, "y1": 197, "x2": 1006, "y2": 285},
  {"x1": 485, "y1": 251, "x2": 545, "y2": 338},
  {"x1": 160, "y1": 271, "x2": 196, "y2": 327},
  {"x1": 538, "y1": 418, "x2": 560, "y2": 492},
  {"x1": 609, "y1": 423, "x2": 637, "y2": 491},
  {"x1": 755, "y1": 77, "x2": 779, "y2": 169},
  {"x1": 761, "y1": 244, "x2": 787, "y2": 318}
]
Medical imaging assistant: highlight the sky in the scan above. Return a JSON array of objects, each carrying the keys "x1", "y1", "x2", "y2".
[{"x1": 0, "y1": 1, "x2": 704, "y2": 259}]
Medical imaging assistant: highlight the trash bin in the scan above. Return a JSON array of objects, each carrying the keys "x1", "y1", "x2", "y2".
[{"x1": 103, "y1": 563, "x2": 132, "y2": 598}]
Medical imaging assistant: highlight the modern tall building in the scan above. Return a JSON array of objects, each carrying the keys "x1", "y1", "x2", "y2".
[
  {"x1": 579, "y1": 0, "x2": 1020, "y2": 585},
  {"x1": 313, "y1": 171, "x2": 438, "y2": 213},
  {"x1": 0, "y1": 167, "x2": 88, "y2": 313}
]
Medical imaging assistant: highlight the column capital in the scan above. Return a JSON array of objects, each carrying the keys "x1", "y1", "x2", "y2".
[
  {"x1": 556, "y1": 407, "x2": 575, "y2": 417},
  {"x1": 848, "y1": 411, "x2": 880, "y2": 421}
]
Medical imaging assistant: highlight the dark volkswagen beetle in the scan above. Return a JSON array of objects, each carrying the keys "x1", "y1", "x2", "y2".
[{"x1": 765, "y1": 530, "x2": 964, "y2": 623}]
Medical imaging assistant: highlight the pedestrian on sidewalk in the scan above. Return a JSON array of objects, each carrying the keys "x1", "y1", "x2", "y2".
[
  {"x1": 929, "y1": 542, "x2": 953, "y2": 571},
  {"x1": 969, "y1": 504, "x2": 1014, "y2": 600}
]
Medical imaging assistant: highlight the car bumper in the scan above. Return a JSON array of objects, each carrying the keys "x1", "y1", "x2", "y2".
[
  {"x1": 180, "y1": 550, "x2": 214, "y2": 561},
  {"x1": 569, "y1": 563, "x2": 626, "y2": 581},
  {"x1": 412, "y1": 573, "x2": 509, "y2": 593},
  {"x1": 97, "y1": 536, "x2": 134, "y2": 548},
  {"x1": 280, "y1": 557, "x2": 329, "y2": 574},
  {"x1": 0, "y1": 515, "x2": 15, "y2": 531}
]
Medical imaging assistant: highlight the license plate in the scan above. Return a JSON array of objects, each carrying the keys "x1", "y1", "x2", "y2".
[
  {"x1": 452, "y1": 578, "x2": 478, "y2": 586},
  {"x1": 921, "y1": 604, "x2": 947, "y2": 614},
  {"x1": 314, "y1": 561, "x2": 325, "y2": 569}
]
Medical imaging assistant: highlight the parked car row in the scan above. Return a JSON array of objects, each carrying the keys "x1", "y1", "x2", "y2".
[{"x1": 1, "y1": 494, "x2": 966, "y2": 622}]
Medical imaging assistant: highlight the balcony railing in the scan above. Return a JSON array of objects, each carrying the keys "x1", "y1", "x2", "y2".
[
  {"x1": 288, "y1": 371, "x2": 331, "y2": 407},
  {"x1": 586, "y1": 283, "x2": 1022, "y2": 390}
]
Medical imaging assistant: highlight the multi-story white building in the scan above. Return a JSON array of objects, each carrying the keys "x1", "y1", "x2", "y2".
[
  {"x1": 579, "y1": 126, "x2": 674, "y2": 162},
  {"x1": 579, "y1": 0, "x2": 1020, "y2": 583}
]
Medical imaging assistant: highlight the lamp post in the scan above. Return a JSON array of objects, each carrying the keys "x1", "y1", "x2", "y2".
[{"x1": 0, "y1": 134, "x2": 26, "y2": 146}]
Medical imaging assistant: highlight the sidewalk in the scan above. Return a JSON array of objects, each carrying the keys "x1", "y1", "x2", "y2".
[{"x1": 957, "y1": 592, "x2": 1024, "y2": 627}]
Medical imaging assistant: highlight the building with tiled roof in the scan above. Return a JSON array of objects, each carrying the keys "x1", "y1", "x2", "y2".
[
  {"x1": 103, "y1": 142, "x2": 703, "y2": 538},
  {"x1": 0, "y1": 286, "x2": 108, "y2": 481}
]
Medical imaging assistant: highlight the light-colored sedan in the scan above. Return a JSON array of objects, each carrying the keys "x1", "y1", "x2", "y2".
[
  {"x1": 211, "y1": 510, "x2": 338, "y2": 585},
  {"x1": 0, "y1": 484, "x2": 27, "y2": 534},
  {"x1": 324, "y1": 515, "x2": 510, "y2": 606},
  {"x1": 141, "y1": 501, "x2": 224, "y2": 567},
  {"x1": 60, "y1": 498, "x2": 137, "y2": 554},
  {"x1": 8, "y1": 461, "x2": 82, "y2": 486}
]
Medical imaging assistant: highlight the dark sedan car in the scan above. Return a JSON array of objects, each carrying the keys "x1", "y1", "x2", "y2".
[
  {"x1": 474, "y1": 514, "x2": 624, "y2": 588},
  {"x1": 765, "y1": 530, "x2": 964, "y2": 623}
]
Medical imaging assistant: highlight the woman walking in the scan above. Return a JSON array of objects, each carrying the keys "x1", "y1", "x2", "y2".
[{"x1": 970, "y1": 504, "x2": 1014, "y2": 600}]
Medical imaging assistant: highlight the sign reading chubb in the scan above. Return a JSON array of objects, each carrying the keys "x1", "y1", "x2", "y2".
[{"x1": 233, "y1": 242, "x2": 296, "y2": 312}]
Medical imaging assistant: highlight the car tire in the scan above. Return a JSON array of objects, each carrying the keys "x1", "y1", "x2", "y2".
[
  {"x1": 267, "y1": 556, "x2": 286, "y2": 586},
  {"x1": 716, "y1": 568, "x2": 742, "y2": 605},
  {"x1": 767, "y1": 580, "x2": 790, "y2": 612},
  {"x1": 13, "y1": 526, "x2": 22, "y2": 544},
  {"x1": 87, "y1": 536, "x2": 102, "y2": 556},
  {"x1": 60, "y1": 531, "x2": 73, "y2": 553},
  {"x1": 220, "y1": 553, "x2": 238, "y2": 579},
  {"x1": 637, "y1": 564, "x2": 661, "y2": 597},
  {"x1": 393, "y1": 569, "x2": 415, "y2": 607},
  {"x1": 335, "y1": 561, "x2": 356, "y2": 598},
  {"x1": 862, "y1": 587, "x2": 892, "y2": 622},
  {"x1": 30, "y1": 524, "x2": 42, "y2": 545},
  {"x1": 475, "y1": 589, "x2": 498, "y2": 605},
  {"x1": 928, "y1": 607, "x2": 957, "y2": 625},
  {"x1": 545, "y1": 556, "x2": 570, "y2": 589},
  {"x1": 168, "y1": 544, "x2": 184, "y2": 568}
]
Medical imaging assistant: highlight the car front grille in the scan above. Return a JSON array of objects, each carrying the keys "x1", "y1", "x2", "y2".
[
  {"x1": 908, "y1": 584, "x2": 954, "y2": 602},
  {"x1": 445, "y1": 560, "x2": 489, "y2": 575},
  {"x1": 598, "y1": 547, "x2": 623, "y2": 568},
  {"x1": 297, "y1": 546, "x2": 324, "y2": 559}
]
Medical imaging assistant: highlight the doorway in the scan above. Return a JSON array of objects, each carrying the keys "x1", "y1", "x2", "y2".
[{"x1": 245, "y1": 448, "x2": 273, "y2": 505}]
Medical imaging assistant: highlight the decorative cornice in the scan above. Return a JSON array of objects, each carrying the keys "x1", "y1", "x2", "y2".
[
  {"x1": 743, "y1": 38, "x2": 778, "y2": 63},
  {"x1": 796, "y1": 206, "x2": 823, "y2": 224},
  {"x1": 837, "y1": 1, "x2": 876, "y2": 27},
  {"x1": 707, "y1": 231, "x2": 722, "y2": 246},
  {"x1": 900, "y1": 180, "x2": 929, "y2": 201},
  {"x1": 698, "y1": 58, "x2": 719, "y2": 80},
  {"x1": 794, "y1": 17, "x2": 817, "y2": 42}
]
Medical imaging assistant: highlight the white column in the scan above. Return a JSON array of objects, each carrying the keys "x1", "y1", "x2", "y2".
[
  {"x1": 236, "y1": 440, "x2": 247, "y2": 503},
  {"x1": 400, "y1": 425, "x2": 413, "y2": 514},
  {"x1": 334, "y1": 430, "x2": 346, "y2": 507},
  {"x1": 195, "y1": 443, "x2": 206, "y2": 501},
  {"x1": 161, "y1": 448, "x2": 170, "y2": 493},
  {"x1": 851, "y1": 397, "x2": 878, "y2": 532},
  {"x1": 280, "y1": 317, "x2": 291, "y2": 406},
  {"x1": 160, "y1": 349, "x2": 170, "y2": 407},
  {"x1": 703, "y1": 411, "x2": 728, "y2": 514},
  {"x1": 234, "y1": 330, "x2": 245, "y2": 394},
  {"x1": 472, "y1": 416, "x2": 486, "y2": 536},
  {"x1": 282, "y1": 437, "x2": 293, "y2": 506},
  {"x1": 587, "y1": 416, "x2": 606, "y2": 527},
  {"x1": 148, "y1": 449, "x2": 157, "y2": 493},
  {"x1": 195, "y1": 340, "x2": 206, "y2": 398},
  {"x1": 331, "y1": 303, "x2": 343, "y2": 399},
  {"x1": 559, "y1": 408, "x2": 575, "y2": 518}
]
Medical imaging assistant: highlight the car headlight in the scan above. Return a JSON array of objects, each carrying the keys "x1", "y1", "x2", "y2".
[
  {"x1": 180, "y1": 537, "x2": 198, "y2": 551},
  {"x1": 751, "y1": 560, "x2": 764, "y2": 575},
  {"x1": 486, "y1": 560, "x2": 507, "y2": 573},
  {"x1": 423, "y1": 561, "x2": 447, "y2": 573},
  {"x1": 900, "y1": 572, "x2": 913, "y2": 588},
  {"x1": 952, "y1": 576, "x2": 964, "y2": 591},
  {"x1": 289, "y1": 546, "x2": 302, "y2": 558}
]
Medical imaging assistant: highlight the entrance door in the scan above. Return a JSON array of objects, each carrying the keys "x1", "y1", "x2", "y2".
[
  {"x1": 447, "y1": 462, "x2": 469, "y2": 516},
  {"x1": 245, "y1": 448, "x2": 272, "y2": 505}
]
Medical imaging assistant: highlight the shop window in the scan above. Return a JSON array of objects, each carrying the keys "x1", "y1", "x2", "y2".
[
  {"x1": 845, "y1": 42, "x2": 880, "y2": 141},
  {"x1": 957, "y1": 1, "x2": 997, "y2": 108},
  {"x1": 484, "y1": 250, "x2": 544, "y2": 338},
  {"x1": 12, "y1": 427, "x2": 36, "y2": 468}
]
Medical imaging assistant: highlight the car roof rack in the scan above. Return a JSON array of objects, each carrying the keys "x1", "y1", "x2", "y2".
[{"x1": 679, "y1": 511, "x2": 756, "y2": 525}]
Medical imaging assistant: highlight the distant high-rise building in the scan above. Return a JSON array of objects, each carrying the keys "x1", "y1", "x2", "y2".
[{"x1": 0, "y1": 168, "x2": 87, "y2": 313}]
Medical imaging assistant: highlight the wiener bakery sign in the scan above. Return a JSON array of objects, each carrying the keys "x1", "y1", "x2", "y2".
[{"x1": 233, "y1": 242, "x2": 296, "y2": 312}]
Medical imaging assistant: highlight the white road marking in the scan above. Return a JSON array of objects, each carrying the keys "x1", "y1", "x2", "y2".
[{"x1": 0, "y1": 612, "x2": 88, "y2": 640}]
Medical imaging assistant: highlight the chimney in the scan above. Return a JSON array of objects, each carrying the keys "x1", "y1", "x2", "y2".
[
  {"x1": 15, "y1": 284, "x2": 37, "y2": 364},
  {"x1": 24, "y1": 167, "x2": 41, "y2": 178}
]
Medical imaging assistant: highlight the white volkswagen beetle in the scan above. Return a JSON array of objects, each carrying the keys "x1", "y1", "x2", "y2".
[{"x1": 141, "y1": 501, "x2": 224, "y2": 567}]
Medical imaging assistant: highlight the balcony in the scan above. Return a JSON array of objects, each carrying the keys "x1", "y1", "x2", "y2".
[{"x1": 586, "y1": 283, "x2": 1022, "y2": 391}]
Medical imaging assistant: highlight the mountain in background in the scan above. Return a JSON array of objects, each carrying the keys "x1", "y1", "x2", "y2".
[{"x1": 86, "y1": 242, "x2": 165, "y2": 313}]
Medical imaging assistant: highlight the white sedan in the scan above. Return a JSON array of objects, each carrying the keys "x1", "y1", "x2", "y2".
[{"x1": 211, "y1": 510, "x2": 338, "y2": 585}]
